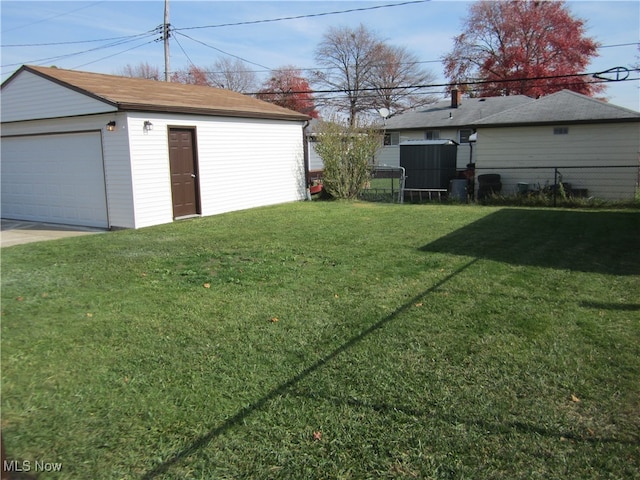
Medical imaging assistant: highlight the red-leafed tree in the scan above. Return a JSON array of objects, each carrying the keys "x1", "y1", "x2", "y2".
[
  {"x1": 443, "y1": 0, "x2": 604, "y2": 98},
  {"x1": 256, "y1": 67, "x2": 319, "y2": 118},
  {"x1": 171, "y1": 65, "x2": 210, "y2": 86}
]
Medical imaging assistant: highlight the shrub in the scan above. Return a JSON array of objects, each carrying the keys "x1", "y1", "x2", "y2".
[{"x1": 314, "y1": 119, "x2": 382, "y2": 199}]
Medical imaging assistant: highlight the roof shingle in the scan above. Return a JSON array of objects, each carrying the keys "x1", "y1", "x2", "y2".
[
  {"x1": 471, "y1": 90, "x2": 640, "y2": 126},
  {"x1": 6, "y1": 65, "x2": 310, "y2": 121},
  {"x1": 384, "y1": 95, "x2": 534, "y2": 130}
]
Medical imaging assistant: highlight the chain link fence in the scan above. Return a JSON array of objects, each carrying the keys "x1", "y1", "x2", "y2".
[
  {"x1": 356, "y1": 164, "x2": 639, "y2": 206},
  {"x1": 473, "y1": 164, "x2": 639, "y2": 205}
]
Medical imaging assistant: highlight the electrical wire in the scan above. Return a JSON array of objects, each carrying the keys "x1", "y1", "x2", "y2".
[
  {"x1": 1, "y1": 32, "x2": 159, "y2": 69},
  {"x1": 2, "y1": 0, "x2": 637, "y2": 86},
  {"x1": 242, "y1": 69, "x2": 638, "y2": 96},
  {"x1": 171, "y1": 34, "x2": 198, "y2": 72},
  {"x1": 173, "y1": 31, "x2": 271, "y2": 71},
  {"x1": 173, "y1": 1, "x2": 431, "y2": 32},
  {"x1": 72, "y1": 39, "x2": 158, "y2": 70},
  {"x1": 1, "y1": 1, "x2": 106, "y2": 34},
  {"x1": 2, "y1": 30, "x2": 161, "y2": 48}
]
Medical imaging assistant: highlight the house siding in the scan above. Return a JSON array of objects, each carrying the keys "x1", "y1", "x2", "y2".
[
  {"x1": 125, "y1": 114, "x2": 174, "y2": 228},
  {"x1": 475, "y1": 123, "x2": 640, "y2": 200},
  {"x1": 197, "y1": 117, "x2": 306, "y2": 216},
  {"x1": 0, "y1": 70, "x2": 116, "y2": 122},
  {"x1": 125, "y1": 113, "x2": 306, "y2": 227}
]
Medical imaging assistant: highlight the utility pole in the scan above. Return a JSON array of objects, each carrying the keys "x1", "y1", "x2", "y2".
[{"x1": 164, "y1": 0, "x2": 170, "y2": 81}]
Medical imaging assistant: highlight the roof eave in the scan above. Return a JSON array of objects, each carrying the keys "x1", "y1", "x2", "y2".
[
  {"x1": 117, "y1": 103, "x2": 310, "y2": 122},
  {"x1": 472, "y1": 117, "x2": 640, "y2": 128},
  {"x1": 385, "y1": 121, "x2": 473, "y2": 131}
]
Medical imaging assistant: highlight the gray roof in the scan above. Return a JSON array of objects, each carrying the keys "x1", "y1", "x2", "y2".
[
  {"x1": 472, "y1": 90, "x2": 640, "y2": 127},
  {"x1": 384, "y1": 95, "x2": 534, "y2": 130}
]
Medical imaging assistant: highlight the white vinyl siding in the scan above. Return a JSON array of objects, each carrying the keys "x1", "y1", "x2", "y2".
[
  {"x1": 0, "y1": 70, "x2": 115, "y2": 122},
  {"x1": 475, "y1": 123, "x2": 640, "y2": 200},
  {"x1": 125, "y1": 114, "x2": 174, "y2": 228},
  {"x1": 125, "y1": 113, "x2": 306, "y2": 226},
  {"x1": 197, "y1": 117, "x2": 306, "y2": 216}
]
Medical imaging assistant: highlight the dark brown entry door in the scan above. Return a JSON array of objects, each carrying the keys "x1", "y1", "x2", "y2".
[{"x1": 168, "y1": 128, "x2": 200, "y2": 218}]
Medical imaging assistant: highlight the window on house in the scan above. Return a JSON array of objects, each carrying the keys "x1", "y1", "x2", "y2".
[
  {"x1": 459, "y1": 128, "x2": 473, "y2": 143},
  {"x1": 384, "y1": 132, "x2": 400, "y2": 146},
  {"x1": 425, "y1": 130, "x2": 440, "y2": 140},
  {"x1": 553, "y1": 127, "x2": 569, "y2": 135}
]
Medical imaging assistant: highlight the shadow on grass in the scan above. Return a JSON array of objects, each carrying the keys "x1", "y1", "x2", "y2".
[
  {"x1": 420, "y1": 209, "x2": 640, "y2": 276},
  {"x1": 294, "y1": 394, "x2": 639, "y2": 446},
  {"x1": 141, "y1": 259, "x2": 479, "y2": 479},
  {"x1": 580, "y1": 301, "x2": 640, "y2": 311}
]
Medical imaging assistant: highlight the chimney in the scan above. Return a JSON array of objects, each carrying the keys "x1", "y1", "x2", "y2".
[{"x1": 451, "y1": 88, "x2": 462, "y2": 108}]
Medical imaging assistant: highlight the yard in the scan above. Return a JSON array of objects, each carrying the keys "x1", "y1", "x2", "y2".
[{"x1": 1, "y1": 202, "x2": 639, "y2": 479}]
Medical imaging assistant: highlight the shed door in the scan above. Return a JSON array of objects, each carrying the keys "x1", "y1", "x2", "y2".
[
  {"x1": 168, "y1": 128, "x2": 200, "y2": 218},
  {"x1": 0, "y1": 132, "x2": 109, "y2": 228}
]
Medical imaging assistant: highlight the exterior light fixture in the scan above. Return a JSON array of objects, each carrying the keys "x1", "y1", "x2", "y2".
[
  {"x1": 143, "y1": 121, "x2": 153, "y2": 131},
  {"x1": 106, "y1": 121, "x2": 116, "y2": 131}
]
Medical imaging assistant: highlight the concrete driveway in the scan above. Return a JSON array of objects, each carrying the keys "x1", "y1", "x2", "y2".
[{"x1": 1, "y1": 219, "x2": 105, "y2": 247}]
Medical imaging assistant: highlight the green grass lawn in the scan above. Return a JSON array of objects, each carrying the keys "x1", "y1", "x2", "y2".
[{"x1": 2, "y1": 202, "x2": 639, "y2": 479}]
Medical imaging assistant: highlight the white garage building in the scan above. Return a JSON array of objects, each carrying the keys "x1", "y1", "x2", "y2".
[{"x1": 1, "y1": 65, "x2": 310, "y2": 229}]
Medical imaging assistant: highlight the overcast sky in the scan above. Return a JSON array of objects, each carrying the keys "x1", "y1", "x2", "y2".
[{"x1": 1, "y1": 0, "x2": 638, "y2": 110}]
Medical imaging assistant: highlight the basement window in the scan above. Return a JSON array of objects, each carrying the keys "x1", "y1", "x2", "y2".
[{"x1": 553, "y1": 127, "x2": 569, "y2": 135}]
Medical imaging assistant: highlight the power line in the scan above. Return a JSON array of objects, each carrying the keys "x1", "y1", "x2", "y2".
[
  {"x1": 599, "y1": 42, "x2": 640, "y2": 49},
  {"x1": 174, "y1": 31, "x2": 271, "y2": 71},
  {"x1": 173, "y1": 1, "x2": 431, "y2": 32},
  {"x1": 0, "y1": 1, "x2": 429, "y2": 48},
  {"x1": 1, "y1": 30, "x2": 160, "y2": 48},
  {"x1": 72, "y1": 39, "x2": 158, "y2": 70},
  {"x1": 172, "y1": 34, "x2": 197, "y2": 72},
  {"x1": 319, "y1": 76, "x2": 638, "y2": 100},
  {"x1": 1, "y1": 32, "x2": 159, "y2": 69},
  {"x1": 2, "y1": 0, "x2": 637, "y2": 82},
  {"x1": 242, "y1": 68, "x2": 638, "y2": 97},
  {"x1": 1, "y1": 1, "x2": 106, "y2": 34}
]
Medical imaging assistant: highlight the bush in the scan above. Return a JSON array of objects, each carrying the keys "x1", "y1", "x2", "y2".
[{"x1": 314, "y1": 119, "x2": 382, "y2": 199}]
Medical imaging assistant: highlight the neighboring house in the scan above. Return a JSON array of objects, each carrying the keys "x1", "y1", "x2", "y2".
[
  {"x1": 1, "y1": 65, "x2": 310, "y2": 229},
  {"x1": 305, "y1": 118, "x2": 324, "y2": 172},
  {"x1": 471, "y1": 90, "x2": 640, "y2": 200},
  {"x1": 377, "y1": 90, "x2": 534, "y2": 168}
]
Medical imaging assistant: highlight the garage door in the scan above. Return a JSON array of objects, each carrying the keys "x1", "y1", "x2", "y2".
[{"x1": 1, "y1": 132, "x2": 109, "y2": 228}]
